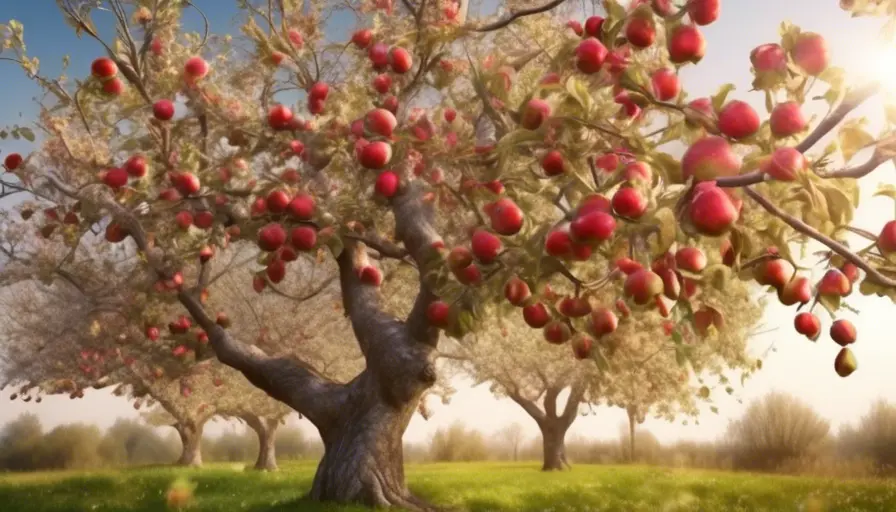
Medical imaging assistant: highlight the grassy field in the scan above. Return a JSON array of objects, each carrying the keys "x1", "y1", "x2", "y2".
[{"x1": 1, "y1": 461, "x2": 896, "y2": 511}]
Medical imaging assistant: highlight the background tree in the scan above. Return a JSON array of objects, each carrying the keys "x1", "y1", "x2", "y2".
[
  {"x1": 2, "y1": 0, "x2": 896, "y2": 509},
  {"x1": 496, "y1": 422, "x2": 526, "y2": 462},
  {"x1": 837, "y1": 399, "x2": 896, "y2": 474},
  {"x1": 447, "y1": 276, "x2": 761, "y2": 470},
  {"x1": 726, "y1": 392, "x2": 831, "y2": 471}
]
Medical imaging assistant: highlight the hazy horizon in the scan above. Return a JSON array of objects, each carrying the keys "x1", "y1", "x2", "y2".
[{"x1": 3, "y1": 0, "x2": 896, "y2": 447}]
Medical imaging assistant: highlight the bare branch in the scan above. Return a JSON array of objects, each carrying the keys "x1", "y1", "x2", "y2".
[{"x1": 471, "y1": 0, "x2": 569, "y2": 32}]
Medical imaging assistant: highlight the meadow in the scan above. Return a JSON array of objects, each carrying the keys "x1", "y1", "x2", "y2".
[{"x1": 1, "y1": 461, "x2": 896, "y2": 512}]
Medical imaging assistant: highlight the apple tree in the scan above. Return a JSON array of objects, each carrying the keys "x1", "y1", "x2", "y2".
[{"x1": 2, "y1": 0, "x2": 896, "y2": 508}]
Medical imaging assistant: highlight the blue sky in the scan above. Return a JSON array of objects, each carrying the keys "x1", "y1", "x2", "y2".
[{"x1": 4, "y1": 1, "x2": 896, "y2": 445}]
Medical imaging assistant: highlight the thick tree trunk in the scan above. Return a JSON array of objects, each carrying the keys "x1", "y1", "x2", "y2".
[
  {"x1": 540, "y1": 421, "x2": 570, "y2": 471},
  {"x1": 309, "y1": 372, "x2": 432, "y2": 511},
  {"x1": 175, "y1": 421, "x2": 204, "y2": 467},
  {"x1": 245, "y1": 416, "x2": 280, "y2": 471}
]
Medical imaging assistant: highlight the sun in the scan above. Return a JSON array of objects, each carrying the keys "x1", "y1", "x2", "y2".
[{"x1": 860, "y1": 42, "x2": 896, "y2": 92}]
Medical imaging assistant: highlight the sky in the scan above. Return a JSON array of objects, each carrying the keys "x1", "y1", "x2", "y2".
[{"x1": 2, "y1": 0, "x2": 896, "y2": 447}]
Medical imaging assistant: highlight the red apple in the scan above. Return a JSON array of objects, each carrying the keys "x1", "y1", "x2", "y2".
[
  {"x1": 359, "y1": 141, "x2": 392, "y2": 169},
  {"x1": 287, "y1": 29, "x2": 304, "y2": 48},
  {"x1": 571, "y1": 335, "x2": 593, "y2": 359},
  {"x1": 520, "y1": 99, "x2": 551, "y2": 130},
  {"x1": 175, "y1": 211, "x2": 193, "y2": 231},
  {"x1": 590, "y1": 308, "x2": 618, "y2": 337},
  {"x1": 541, "y1": 150, "x2": 565, "y2": 176},
  {"x1": 287, "y1": 194, "x2": 315, "y2": 220},
  {"x1": 751, "y1": 43, "x2": 787, "y2": 74},
  {"x1": 761, "y1": 147, "x2": 806, "y2": 181},
  {"x1": 199, "y1": 246, "x2": 214, "y2": 263},
  {"x1": 309, "y1": 82, "x2": 329, "y2": 101},
  {"x1": 124, "y1": 155, "x2": 147, "y2": 178},
  {"x1": 830, "y1": 319, "x2": 856, "y2": 346},
  {"x1": 487, "y1": 198, "x2": 524, "y2": 236},
  {"x1": 426, "y1": 301, "x2": 451, "y2": 328},
  {"x1": 689, "y1": 182, "x2": 739, "y2": 235},
  {"x1": 878, "y1": 220, "x2": 896, "y2": 255},
  {"x1": 578, "y1": 194, "x2": 612, "y2": 216},
  {"x1": 754, "y1": 258, "x2": 795, "y2": 290},
  {"x1": 544, "y1": 321, "x2": 571, "y2": 344},
  {"x1": 375, "y1": 171, "x2": 400, "y2": 198},
  {"x1": 153, "y1": 99, "x2": 175, "y2": 121},
  {"x1": 651, "y1": 68, "x2": 680, "y2": 101},
  {"x1": 352, "y1": 29, "x2": 373, "y2": 49},
  {"x1": 575, "y1": 38, "x2": 609, "y2": 74},
  {"x1": 681, "y1": 136, "x2": 742, "y2": 181},
  {"x1": 571, "y1": 211, "x2": 616, "y2": 243},
  {"x1": 612, "y1": 187, "x2": 648, "y2": 219},
  {"x1": 623, "y1": 269, "x2": 664, "y2": 305},
  {"x1": 770, "y1": 102, "x2": 807, "y2": 138},
  {"x1": 626, "y1": 16, "x2": 655, "y2": 48},
  {"x1": 173, "y1": 172, "x2": 200, "y2": 196},
  {"x1": 390, "y1": 47, "x2": 412, "y2": 73},
  {"x1": 688, "y1": 0, "x2": 720, "y2": 25},
  {"x1": 365, "y1": 108, "x2": 398, "y2": 137},
  {"x1": 584, "y1": 16, "x2": 604, "y2": 37},
  {"x1": 676, "y1": 247, "x2": 707, "y2": 272},
  {"x1": 778, "y1": 276, "x2": 812, "y2": 306},
  {"x1": 794, "y1": 312, "x2": 821, "y2": 341},
  {"x1": 267, "y1": 259, "x2": 286, "y2": 283},
  {"x1": 651, "y1": 0, "x2": 675, "y2": 16},
  {"x1": 818, "y1": 268, "x2": 851, "y2": 297},
  {"x1": 567, "y1": 20, "x2": 584, "y2": 35},
  {"x1": 455, "y1": 263, "x2": 482, "y2": 286},
  {"x1": 193, "y1": 211, "x2": 214, "y2": 229},
  {"x1": 668, "y1": 24, "x2": 705, "y2": 64},
  {"x1": 184, "y1": 56, "x2": 209, "y2": 79},
  {"x1": 91, "y1": 57, "x2": 118, "y2": 78},
  {"x1": 523, "y1": 303, "x2": 552, "y2": 328},
  {"x1": 102, "y1": 78, "x2": 124, "y2": 96},
  {"x1": 792, "y1": 33, "x2": 829, "y2": 76},
  {"x1": 102, "y1": 168, "x2": 129, "y2": 190},
  {"x1": 3, "y1": 153, "x2": 23, "y2": 170},
  {"x1": 471, "y1": 230, "x2": 502, "y2": 264},
  {"x1": 268, "y1": 104, "x2": 294, "y2": 130},
  {"x1": 545, "y1": 229, "x2": 573, "y2": 258},
  {"x1": 368, "y1": 42, "x2": 390, "y2": 69},
  {"x1": 266, "y1": 190, "x2": 291, "y2": 214},
  {"x1": 258, "y1": 223, "x2": 287, "y2": 252},
  {"x1": 623, "y1": 161, "x2": 652, "y2": 183},
  {"x1": 105, "y1": 223, "x2": 128, "y2": 243},
  {"x1": 504, "y1": 276, "x2": 531, "y2": 306},
  {"x1": 290, "y1": 226, "x2": 317, "y2": 251},
  {"x1": 718, "y1": 100, "x2": 760, "y2": 139},
  {"x1": 358, "y1": 265, "x2": 383, "y2": 286}
]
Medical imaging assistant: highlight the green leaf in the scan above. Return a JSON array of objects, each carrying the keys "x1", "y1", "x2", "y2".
[
  {"x1": 711, "y1": 84, "x2": 735, "y2": 112},
  {"x1": 675, "y1": 347, "x2": 687, "y2": 366},
  {"x1": 710, "y1": 406, "x2": 719, "y2": 414},
  {"x1": 838, "y1": 119, "x2": 874, "y2": 162},
  {"x1": 764, "y1": 90, "x2": 774, "y2": 114},
  {"x1": 671, "y1": 330, "x2": 683, "y2": 345},
  {"x1": 874, "y1": 183, "x2": 896, "y2": 201},
  {"x1": 565, "y1": 77, "x2": 592, "y2": 112},
  {"x1": 18, "y1": 127, "x2": 34, "y2": 142},
  {"x1": 703, "y1": 264, "x2": 732, "y2": 290},
  {"x1": 593, "y1": 349, "x2": 610, "y2": 372}
]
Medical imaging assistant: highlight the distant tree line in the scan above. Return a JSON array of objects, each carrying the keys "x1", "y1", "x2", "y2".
[
  {"x1": 5, "y1": 392, "x2": 896, "y2": 478},
  {"x1": 0, "y1": 415, "x2": 317, "y2": 472}
]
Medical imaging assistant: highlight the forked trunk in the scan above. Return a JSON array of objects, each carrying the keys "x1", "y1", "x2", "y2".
[
  {"x1": 175, "y1": 422, "x2": 204, "y2": 467},
  {"x1": 540, "y1": 421, "x2": 570, "y2": 471},
  {"x1": 245, "y1": 416, "x2": 279, "y2": 471},
  {"x1": 310, "y1": 373, "x2": 431, "y2": 511}
]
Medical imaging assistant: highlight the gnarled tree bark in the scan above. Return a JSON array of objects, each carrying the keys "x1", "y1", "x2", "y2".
[
  {"x1": 174, "y1": 420, "x2": 205, "y2": 467},
  {"x1": 243, "y1": 414, "x2": 281, "y2": 471}
]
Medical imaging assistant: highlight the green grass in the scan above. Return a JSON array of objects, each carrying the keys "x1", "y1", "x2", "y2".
[{"x1": 2, "y1": 461, "x2": 896, "y2": 511}]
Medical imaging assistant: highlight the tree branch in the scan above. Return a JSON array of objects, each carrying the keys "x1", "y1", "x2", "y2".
[
  {"x1": 471, "y1": 0, "x2": 569, "y2": 32},
  {"x1": 796, "y1": 82, "x2": 880, "y2": 154},
  {"x1": 743, "y1": 186, "x2": 896, "y2": 287},
  {"x1": 508, "y1": 391, "x2": 546, "y2": 424}
]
